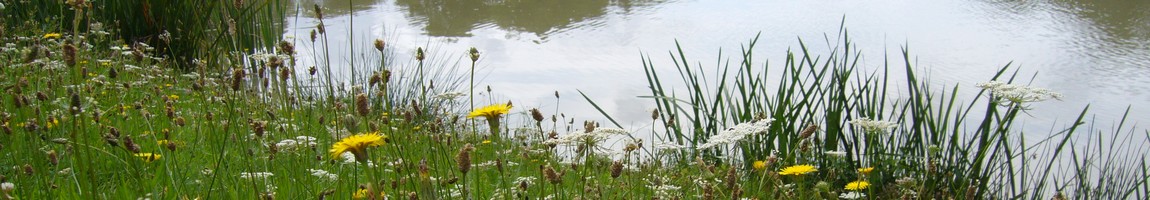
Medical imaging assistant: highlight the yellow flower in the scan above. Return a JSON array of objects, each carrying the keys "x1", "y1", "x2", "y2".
[
  {"x1": 778, "y1": 164, "x2": 817, "y2": 176},
  {"x1": 482, "y1": 140, "x2": 492, "y2": 144},
  {"x1": 753, "y1": 160, "x2": 767, "y2": 171},
  {"x1": 168, "y1": 94, "x2": 179, "y2": 100},
  {"x1": 43, "y1": 33, "x2": 62, "y2": 39},
  {"x1": 352, "y1": 188, "x2": 368, "y2": 199},
  {"x1": 329, "y1": 132, "x2": 387, "y2": 163},
  {"x1": 858, "y1": 167, "x2": 874, "y2": 174},
  {"x1": 467, "y1": 103, "x2": 512, "y2": 119},
  {"x1": 845, "y1": 180, "x2": 870, "y2": 191},
  {"x1": 135, "y1": 153, "x2": 162, "y2": 162},
  {"x1": 157, "y1": 140, "x2": 183, "y2": 147}
]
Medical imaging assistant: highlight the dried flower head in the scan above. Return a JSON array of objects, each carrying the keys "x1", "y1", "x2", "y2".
[
  {"x1": 355, "y1": 93, "x2": 370, "y2": 117},
  {"x1": 456, "y1": 144, "x2": 474, "y2": 174}
]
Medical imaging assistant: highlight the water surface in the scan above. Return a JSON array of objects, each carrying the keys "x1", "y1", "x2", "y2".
[{"x1": 286, "y1": 0, "x2": 1150, "y2": 138}]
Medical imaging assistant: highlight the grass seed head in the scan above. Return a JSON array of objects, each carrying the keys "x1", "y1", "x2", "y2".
[
  {"x1": 456, "y1": 144, "x2": 474, "y2": 174},
  {"x1": 374, "y1": 39, "x2": 385, "y2": 52},
  {"x1": 231, "y1": 68, "x2": 246, "y2": 91},
  {"x1": 610, "y1": 161, "x2": 623, "y2": 178},
  {"x1": 355, "y1": 93, "x2": 370, "y2": 117}
]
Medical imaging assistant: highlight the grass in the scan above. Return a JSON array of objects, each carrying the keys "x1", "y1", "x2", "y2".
[{"x1": 1, "y1": 3, "x2": 1147, "y2": 200}]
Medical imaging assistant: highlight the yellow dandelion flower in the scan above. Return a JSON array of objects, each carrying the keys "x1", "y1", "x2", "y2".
[
  {"x1": 845, "y1": 180, "x2": 870, "y2": 191},
  {"x1": 135, "y1": 153, "x2": 162, "y2": 162},
  {"x1": 352, "y1": 188, "x2": 368, "y2": 199},
  {"x1": 43, "y1": 33, "x2": 62, "y2": 39},
  {"x1": 858, "y1": 167, "x2": 874, "y2": 174},
  {"x1": 467, "y1": 103, "x2": 512, "y2": 119},
  {"x1": 778, "y1": 164, "x2": 817, "y2": 176},
  {"x1": 753, "y1": 160, "x2": 767, "y2": 171},
  {"x1": 329, "y1": 132, "x2": 387, "y2": 163}
]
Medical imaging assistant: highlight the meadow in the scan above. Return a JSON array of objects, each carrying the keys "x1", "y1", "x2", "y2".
[{"x1": 0, "y1": 1, "x2": 1147, "y2": 199}]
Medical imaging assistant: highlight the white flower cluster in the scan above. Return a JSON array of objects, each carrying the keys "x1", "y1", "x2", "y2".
[
  {"x1": 339, "y1": 152, "x2": 377, "y2": 167},
  {"x1": 697, "y1": 119, "x2": 773, "y2": 150},
  {"x1": 654, "y1": 142, "x2": 688, "y2": 152},
  {"x1": 307, "y1": 169, "x2": 338, "y2": 181},
  {"x1": 824, "y1": 150, "x2": 847, "y2": 157},
  {"x1": 976, "y1": 81, "x2": 1062, "y2": 105},
  {"x1": 239, "y1": 172, "x2": 274, "y2": 179},
  {"x1": 839, "y1": 191, "x2": 867, "y2": 199},
  {"x1": 543, "y1": 128, "x2": 629, "y2": 146},
  {"x1": 274, "y1": 136, "x2": 317, "y2": 151},
  {"x1": 849, "y1": 118, "x2": 897, "y2": 133},
  {"x1": 433, "y1": 92, "x2": 466, "y2": 100}
]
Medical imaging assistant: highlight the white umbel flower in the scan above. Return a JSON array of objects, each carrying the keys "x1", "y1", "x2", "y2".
[
  {"x1": 543, "y1": 128, "x2": 628, "y2": 146},
  {"x1": 976, "y1": 81, "x2": 1062, "y2": 105},
  {"x1": 849, "y1": 118, "x2": 897, "y2": 133},
  {"x1": 239, "y1": 172, "x2": 274, "y2": 179},
  {"x1": 839, "y1": 191, "x2": 867, "y2": 199},
  {"x1": 307, "y1": 169, "x2": 338, "y2": 181},
  {"x1": 697, "y1": 119, "x2": 773, "y2": 150}
]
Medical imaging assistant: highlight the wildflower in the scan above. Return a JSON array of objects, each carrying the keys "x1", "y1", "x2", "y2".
[
  {"x1": 468, "y1": 103, "x2": 511, "y2": 119},
  {"x1": 654, "y1": 142, "x2": 688, "y2": 152},
  {"x1": 353, "y1": 188, "x2": 368, "y2": 199},
  {"x1": 43, "y1": 33, "x2": 62, "y2": 39},
  {"x1": 778, "y1": 164, "x2": 817, "y2": 176},
  {"x1": 845, "y1": 180, "x2": 870, "y2": 191},
  {"x1": 168, "y1": 94, "x2": 179, "y2": 100},
  {"x1": 610, "y1": 161, "x2": 624, "y2": 178},
  {"x1": 239, "y1": 172, "x2": 274, "y2": 179},
  {"x1": 839, "y1": 191, "x2": 866, "y2": 199},
  {"x1": 752, "y1": 160, "x2": 767, "y2": 171},
  {"x1": 434, "y1": 92, "x2": 465, "y2": 100},
  {"x1": 482, "y1": 140, "x2": 492, "y2": 144},
  {"x1": 135, "y1": 153, "x2": 161, "y2": 162},
  {"x1": 976, "y1": 81, "x2": 1062, "y2": 105},
  {"x1": 697, "y1": 119, "x2": 773, "y2": 150},
  {"x1": 824, "y1": 150, "x2": 847, "y2": 157},
  {"x1": 469, "y1": 103, "x2": 512, "y2": 135},
  {"x1": 849, "y1": 118, "x2": 897, "y2": 133},
  {"x1": 456, "y1": 144, "x2": 473, "y2": 174},
  {"x1": 329, "y1": 132, "x2": 387, "y2": 163},
  {"x1": 858, "y1": 167, "x2": 874, "y2": 174},
  {"x1": 307, "y1": 169, "x2": 337, "y2": 181}
]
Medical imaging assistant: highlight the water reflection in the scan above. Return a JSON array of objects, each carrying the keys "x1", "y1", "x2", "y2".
[{"x1": 393, "y1": 0, "x2": 667, "y2": 39}]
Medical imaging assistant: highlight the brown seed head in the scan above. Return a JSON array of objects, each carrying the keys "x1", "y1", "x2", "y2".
[
  {"x1": 278, "y1": 41, "x2": 295, "y2": 55},
  {"x1": 544, "y1": 165, "x2": 562, "y2": 184},
  {"x1": 799, "y1": 124, "x2": 818, "y2": 139},
  {"x1": 123, "y1": 135, "x2": 140, "y2": 153},
  {"x1": 530, "y1": 108, "x2": 544, "y2": 122},
  {"x1": 374, "y1": 39, "x2": 385, "y2": 52},
  {"x1": 22, "y1": 164, "x2": 33, "y2": 175},
  {"x1": 231, "y1": 68, "x2": 246, "y2": 91},
  {"x1": 610, "y1": 161, "x2": 623, "y2": 178},
  {"x1": 355, "y1": 93, "x2": 370, "y2": 117},
  {"x1": 725, "y1": 167, "x2": 737, "y2": 190},
  {"x1": 47, "y1": 150, "x2": 58, "y2": 165},
  {"x1": 70, "y1": 93, "x2": 82, "y2": 115},
  {"x1": 63, "y1": 43, "x2": 77, "y2": 66},
  {"x1": 456, "y1": 144, "x2": 473, "y2": 174}
]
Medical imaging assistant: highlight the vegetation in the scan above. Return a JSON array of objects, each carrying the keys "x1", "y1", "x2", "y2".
[{"x1": 0, "y1": 1, "x2": 1146, "y2": 199}]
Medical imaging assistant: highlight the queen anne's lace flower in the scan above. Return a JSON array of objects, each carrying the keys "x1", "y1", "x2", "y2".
[
  {"x1": 976, "y1": 81, "x2": 1062, "y2": 105},
  {"x1": 697, "y1": 119, "x2": 773, "y2": 150},
  {"x1": 850, "y1": 118, "x2": 897, "y2": 133}
]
